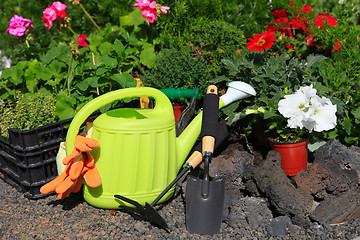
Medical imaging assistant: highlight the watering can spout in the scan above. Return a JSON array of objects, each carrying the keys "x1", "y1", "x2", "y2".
[{"x1": 176, "y1": 81, "x2": 256, "y2": 168}]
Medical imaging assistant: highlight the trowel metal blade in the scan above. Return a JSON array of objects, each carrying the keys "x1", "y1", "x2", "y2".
[{"x1": 185, "y1": 175, "x2": 225, "y2": 235}]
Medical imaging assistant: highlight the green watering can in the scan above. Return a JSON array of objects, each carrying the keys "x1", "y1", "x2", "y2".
[{"x1": 65, "y1": 82, "x2": 256, "y2": 209}]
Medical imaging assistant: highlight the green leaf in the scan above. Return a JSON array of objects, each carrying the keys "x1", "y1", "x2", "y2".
[
  {"x1": 209, "y1": 76, "x2": 229, "y2": 84},
  {"x1": 96, "y1": 68, "x2": 108, "y2": 76},
  {"x1": 33, "y1": 62, "x2": 50, "y2": 80},
  {"x1": 306, "y1": 54, "x2": 327, "y2": 69},
  {"x1": 120, "y1": 8, "x2": 146, "y2": 27},
  {"x1": 90, "y1": 77, "x2": 105, "y2": 88},
  {"x1": 352, "y1": 107, "x2": 360, "y2": 120},
  {"x1": 123, "y1": 73, "x2": 137, "y2": 87},
  {"x1": 344, "y1": 136, "x2": 359, "y2": 145},
  {"x1": 110, "y1": 73, "x2": 136, "y2": 88},
  {"x1": 55, "y1": 92, "x2": 77, "y2": 120},
  {"x1": 342, "y1": 118, "x2": 352, "y2": 135},
  {"x1": 313, "y1": 82, "x2": 332, "y2": 94},
  {"x1": 102, "y1": 55, "x2": 118, "y2": 68},
  {"x1": 98, "y1": 42, "x2": 113, "y2": 55},
  {"x1": 24, "y1": 69, "x2": 38, "y2": 93},
  {"x1": 113, "y1": 39, "x2": 125, "y2": 57},
  {"x1": 1, "y1": 61, "x2": 28, "y2": 85},
  {"x1": 110, "y1": 73, "x2": 126, "y2": 87},
  {"x1": 76, "y1": 77, "x2": 100, "y2": 91},
  {"x1": 41, "y1": 45, "x2": 69, "y2": 64},
  {"x1": 221, "y1": 59, "x2": 239, "y2": 76},
  {"x1": 263, "y1": 111, "x2": 278, "y2": 119},
  {"x1": 24, "y1": 59, "x2": 41, "y2": 93},
  {"x1": 100, "y1": 103, "x2": 112, "y2": 113},
  {"x1": 140, "y1": 44, "x2": 155, "y2": 67}
]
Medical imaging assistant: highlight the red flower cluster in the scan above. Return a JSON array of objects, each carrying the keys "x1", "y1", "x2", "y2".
[{"x1": 246, "y1": 1, "x2": 340, "y2": 54}]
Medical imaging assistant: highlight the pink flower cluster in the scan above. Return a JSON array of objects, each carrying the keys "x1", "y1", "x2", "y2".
[
  {"x1": 133, "y1": 0, "x2": 170, "y2": 23},
  {"x1": 6, "y1": 15, "x2": 33, "y2": 37},
  {"x1": 42, "y1": 1, "x2": 68, "y2": 29}
]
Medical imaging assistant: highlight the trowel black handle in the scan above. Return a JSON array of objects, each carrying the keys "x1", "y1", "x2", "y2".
[
  {"x1": 201, "y1": 85, "x2": 219, "y2": 154},
  {"x1": 195, "y1": 119, "x2": 228, "y2": 154}
]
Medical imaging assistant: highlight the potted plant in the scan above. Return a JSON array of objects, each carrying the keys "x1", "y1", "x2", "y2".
[
  {"x1": 248, "y1": 84, "x2": 337, "y2": 176},
  {"x1": 212, "y1": 52, "x2": 341, "y2": 176}
]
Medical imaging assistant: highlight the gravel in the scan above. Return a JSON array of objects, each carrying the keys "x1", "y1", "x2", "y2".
[
  {"x1": 1, "y1": 137, "x2": 360, "y2": 239},
  {"x1": 1, "y1": 175, "x2": 360, "y2": 240}
]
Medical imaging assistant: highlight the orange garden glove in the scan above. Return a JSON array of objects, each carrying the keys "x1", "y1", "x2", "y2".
[{"x1": 40, "y1": 135, "x2": 101, "y2": 199}]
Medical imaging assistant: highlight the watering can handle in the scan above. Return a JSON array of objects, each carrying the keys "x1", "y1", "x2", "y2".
[{"x1": 65, "y1": 87, "x2": 173, "y2": 155}]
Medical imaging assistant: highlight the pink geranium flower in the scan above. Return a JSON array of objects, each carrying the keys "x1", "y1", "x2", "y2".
[
  {"x1": 133, "y1": 0, "x2": 151, "y2": 11},
  {"x1": 43, "y1": 5, "x2": 58, "y2": 29},
  {"x1": 77, "y1": 34, "x2": 88, "y2": 47},
  {"x1": 133, "y1": 0, "x2": 169, "y2": 23},
  {"x1": 42, "y1": 1, "x2": 68, "y2": 29},
  {"x1": 142, "y1": 3, "x2": 157, "y2": 23},
  {"x1": 6, "y1": 15, "x2": 33, "y2": 37},
  {"x1": 160, "y1": 5, "x2": 170, "y2": 14},
  {"x1": 52, "y1": 1, "x2": 68, "y2": 18}
]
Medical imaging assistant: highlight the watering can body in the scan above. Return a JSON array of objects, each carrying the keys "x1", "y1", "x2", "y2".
[
  {"x1": 87, "y1": 109, "x2": 178, "y2": 209},
  {"x1": 66, "y1": 87, "x2": 198, "y2": 209}
]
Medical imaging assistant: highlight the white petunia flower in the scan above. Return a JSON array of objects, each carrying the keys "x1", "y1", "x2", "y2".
[
  {"x1": 278, "y1": 85, "x2": 316, "y2": 129},
  {"x1": 277, "y1": 84, "x2": 337, "y2": 133},
  {"x1": 308, "y1": 96, "x2": 337, "y2": 132},
  {"x1": 298, "y1": 84, "x2": 317, "y2": 99}
]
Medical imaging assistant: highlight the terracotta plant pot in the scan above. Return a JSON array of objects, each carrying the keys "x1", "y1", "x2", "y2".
[{"x1": 270, "y1": 139, "x2": 308, "y2": 176}]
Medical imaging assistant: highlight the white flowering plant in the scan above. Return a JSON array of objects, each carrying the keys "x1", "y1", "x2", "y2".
[{"x1": 247, "y1": 85, "x2": 337, "y2": 143}]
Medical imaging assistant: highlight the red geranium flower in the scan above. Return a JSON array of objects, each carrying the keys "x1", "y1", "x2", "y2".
[
  {"x1": 272, "y1": 9, "x2": 287, "y2": 19},
  {"x1": 285, "y1": 43, "x2": 294, "y2": 49},
  {"x1": 315, "y1": 13, "x2": 338, "y2": 27},
  {"x1": 299, "y1": 4, "x2": 314, "y2": 13},
  {"x1": 290, "y1": 17, "x2": 309, "y2": 33},
  {"x1": 77, "y1": 34, "x2": 88, "y2": 47},
  {"x1": 246, "y1": 31, "x2": 276, "y2": 52},
  {"x1": 333, "y1": 38, "x2": 341, "y2": 52},
  {"x1": 267, "y1": 17, "x2": 293, "y2": 38}
]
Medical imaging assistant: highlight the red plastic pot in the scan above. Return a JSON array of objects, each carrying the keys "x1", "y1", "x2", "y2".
[
  {"x1": 270, "y1": 139, "x2": 308, "y2": 176},
  {"x1": 173, "y1": 104, "x2": 187, "y2": 124}
]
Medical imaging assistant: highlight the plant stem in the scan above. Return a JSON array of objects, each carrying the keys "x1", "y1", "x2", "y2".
[
  {"x1": 47, "y1": 29, "x2": 54, "y2": 40},
  {"x1": 91, "y1": 52, "x2": 100, "y2": 95},
  {"x1": 149, "y1": 23, "x2": 153, "y2": 44},
  {"x1": 64, "y1": 53, "x2": 74, "y2": 95},
  {"x1": 79, "y1": 3, "x2": 102, "y2": 32},
  {"x1": 67, "y1": 26, "x2": 77, "y2": 36}
]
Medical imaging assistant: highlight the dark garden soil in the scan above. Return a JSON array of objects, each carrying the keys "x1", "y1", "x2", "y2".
[{"x1": 1, "y1": 130, "x2": 360, "y2": 239}]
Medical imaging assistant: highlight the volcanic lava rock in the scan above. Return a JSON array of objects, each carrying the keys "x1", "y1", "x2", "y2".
[
  {"x1": 243, "y1": 139, "x2": 360, "y2": 227},
  {"x1": 294, "y1": 139, "x2": 360, "y2": 224},
  {"x1": 244, "y1": 150, "x2": 313, "y2": 227}
]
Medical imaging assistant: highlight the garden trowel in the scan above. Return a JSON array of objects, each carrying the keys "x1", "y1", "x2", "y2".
[{"x1": 186, "y1": 85, "x2": 225, "y2": 235}]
